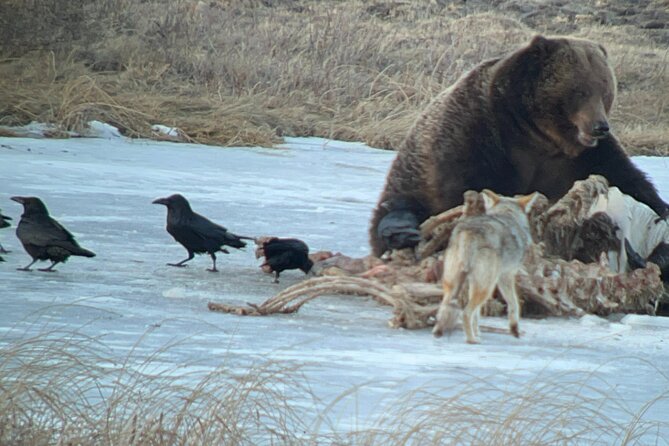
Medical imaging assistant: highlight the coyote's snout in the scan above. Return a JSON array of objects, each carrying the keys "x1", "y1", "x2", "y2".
[{"x1": 432, "y1": 190, "x2": 539, "y2": 344}]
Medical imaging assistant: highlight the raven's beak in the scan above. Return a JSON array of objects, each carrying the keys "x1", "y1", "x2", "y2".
[
  {"x1": 10, "y1": 196, "x2": 25, "y2": 205},
  {"x1": 305, "y1": 266, "x2": 319, "y2": 278},
  {"x1": 152, "y1": 197, "x2": 168, "y2": 205}
]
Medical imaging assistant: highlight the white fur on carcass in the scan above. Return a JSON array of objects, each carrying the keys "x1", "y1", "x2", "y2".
[{"x1": 587, "y1": 187, "x2": 669, "y2": 272}]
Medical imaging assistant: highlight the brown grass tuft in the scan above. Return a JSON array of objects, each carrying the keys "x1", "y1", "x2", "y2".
[
  {"x1": 0, "y1": 327, "x2": 313, "y2": 445},
  {"x1": 348, "y1": 360, "x2": 669, "y2": 445}
]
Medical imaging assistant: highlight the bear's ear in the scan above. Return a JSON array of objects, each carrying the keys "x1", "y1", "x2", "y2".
[
  {"x1": 528, "y1": 35, "x2": 558, "y2": 55},
  {"x1": 530, "y1": 35, "x2": 548, "y2": 47}
]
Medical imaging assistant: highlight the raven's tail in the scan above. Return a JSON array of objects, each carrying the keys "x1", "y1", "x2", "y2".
[
  {"x1": 224, "y1": 234, "x2": 252, "y2": 250},
  {"x1": 232, "y1": 234, "x2": 257, "y2": 249},
  {"x1": 73, "y1": 246, "x2": 96, "y2": 258},
  {"x1": 57, "y1": 240, "x2": 96, "y2": 258}
]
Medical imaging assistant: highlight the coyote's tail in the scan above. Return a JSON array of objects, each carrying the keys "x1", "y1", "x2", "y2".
[
  {"x1": 442, "y1": 270, "x2": 467, "y2": 334},
  {"x1": 433, "y1": 269, "x2": 467, "y2": 337}
]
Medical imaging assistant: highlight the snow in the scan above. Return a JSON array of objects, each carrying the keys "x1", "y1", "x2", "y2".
[
  {"x1": 85, "y1": 120, "x2": 123, "y2": 138},
  {"x1": 1, "y1": 131, "x2": 669, "y2": 438},
  {"x1": 150, "y1": 124, "x2": 181, "y2": 137}
]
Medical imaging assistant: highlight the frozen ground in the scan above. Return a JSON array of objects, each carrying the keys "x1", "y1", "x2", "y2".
[{"x1": 1, "y1": 134, "x2": 669, "y2": 439}]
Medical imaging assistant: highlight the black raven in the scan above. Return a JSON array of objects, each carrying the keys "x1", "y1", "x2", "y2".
[
  {"x1": 0, "y1": 208, "x2": 11, "y2": 254},
  {"x1": 11, "y1": 196, "x2": 96, "y2": 272},
  {"x1": 153, "y1": 194, "x2": 252, "y2": 272},
  {"x1": 255, "y1": 237, "x2": 313, "y2": 283},
  {"x1": 625, "y1": 238, "x2": 669, "y2": 283},
  {"x1": 376, "y1": 197, "x2": 424, "y2": 254},
  {"x1": 625, "y1": 239, "x2": 669, "y2": 316}
]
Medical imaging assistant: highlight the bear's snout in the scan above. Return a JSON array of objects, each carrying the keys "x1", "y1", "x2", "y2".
[
  {"x1": 573, "y1": 108, "x2": 610, "y2": 147},
  {"x1": 577, "y1": 120, "x2": 609, "y2": 147},
  {"x1": 591, "y1": 120, "x2": 610, "y2": 138}
]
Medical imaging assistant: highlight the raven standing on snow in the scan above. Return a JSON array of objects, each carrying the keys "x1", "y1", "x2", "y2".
[
  {"x1": 11, "y1": 196, "x2": 96, "y2": 272},
  {"x1": 153, "y1": 194, "x2": 252, "y2": 272},
  {"x1": 255, "y1": 237, "x2": 313, "y2": 283},
  {"x1": 1, "y1": 208, "x2": 11, "y2": 255}
]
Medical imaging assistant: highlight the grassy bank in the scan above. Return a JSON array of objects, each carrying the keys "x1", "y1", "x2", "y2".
[
  {"x1": 0, "y1": 0, "x2": 667, "y2": 152},
  {"x1": 1, "y1": 326, "x2": 667, "y2": 444}
]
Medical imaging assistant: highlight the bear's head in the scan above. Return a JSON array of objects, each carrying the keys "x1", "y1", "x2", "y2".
[{"x1": 491, "y1": 35, "x2": 616, "y2": 158}]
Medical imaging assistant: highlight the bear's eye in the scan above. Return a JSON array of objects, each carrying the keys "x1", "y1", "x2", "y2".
[{"x1": 572, "y1": 89, "x2": 588, "y2": 100}]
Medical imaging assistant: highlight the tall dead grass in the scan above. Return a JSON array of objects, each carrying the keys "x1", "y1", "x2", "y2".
[
  {"x1": 1, "y1": 324, "x2": 668, "y2": 445},
  {"x1": 0, "y1": 327, "x2": 313, "y2": 445},
  {"x1": 352, "y1": 367, "x2": 669, "y2": 445},
  {"x1": 0, "y1": 0, "x2": 667, "y2": 152}
]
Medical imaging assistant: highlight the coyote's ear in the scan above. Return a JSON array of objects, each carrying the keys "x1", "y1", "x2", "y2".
[
  {"x1": 481, "y1": 189, "x2": 500, "y2": 210},
  {"x1": 517, "y1": 192, "x2": 539, "y2": 213}
]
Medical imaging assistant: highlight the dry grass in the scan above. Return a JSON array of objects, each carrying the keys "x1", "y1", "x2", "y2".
[
  {"x1": 0, "y1": 327, "x2": 313, "y2": 445},
  {"x1": 0, "y1": 0, "x2": 666, "y2": 152},
  {"x1": 352, "y1": 365, "x2": 669, "y2": 445},
  {"x1": 1, "y1": 324, "x2": 668, "y2": 445}
]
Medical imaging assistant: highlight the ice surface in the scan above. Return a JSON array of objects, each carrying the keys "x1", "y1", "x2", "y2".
[{"x1": 1, "y1": 134, "x2": 668, "y2": 435}]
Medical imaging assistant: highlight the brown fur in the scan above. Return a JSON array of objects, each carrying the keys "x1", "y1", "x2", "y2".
[{"x1": 370, "y1": 35, "x2": 668, "y2": 257}]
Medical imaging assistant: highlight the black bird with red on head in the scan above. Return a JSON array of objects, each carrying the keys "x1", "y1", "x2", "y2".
[{"x1": 255, "y1": 237, "x2": 313, "y2": 283}]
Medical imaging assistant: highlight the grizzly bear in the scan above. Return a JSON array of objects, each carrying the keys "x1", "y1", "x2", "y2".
[{"x1": 370, "y1": 35, "x2": 669, "y2": 257}]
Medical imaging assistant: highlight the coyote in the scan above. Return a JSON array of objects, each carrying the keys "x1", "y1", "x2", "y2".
[{"x1": 433, "y1": 190, "x2": 539, "y2": 344}]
